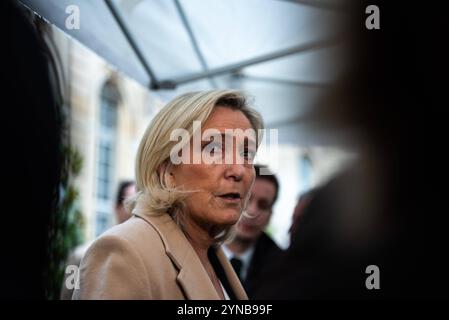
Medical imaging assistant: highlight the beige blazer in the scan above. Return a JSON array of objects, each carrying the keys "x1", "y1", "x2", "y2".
[{"x1": 72, "y1": 212, "x2": 247, "y2": 300}]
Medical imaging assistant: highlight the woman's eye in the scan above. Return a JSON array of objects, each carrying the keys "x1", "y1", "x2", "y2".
[
  {"x1": 211, "y1": 146, "x2": 220, "y2": 154},
  {"x1": 242, "y1": 150, "x2": 256, "y2": 160},
  {"x1": 205, "y1": 142, "x2": 223, "y2": 154}
]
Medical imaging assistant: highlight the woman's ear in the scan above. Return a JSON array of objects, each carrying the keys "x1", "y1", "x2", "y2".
[{"x1": 158, "y1": 161, "x2": 175, "y2": 188}]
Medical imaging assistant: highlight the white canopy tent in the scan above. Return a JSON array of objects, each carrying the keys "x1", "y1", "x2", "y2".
[{"x1": 18, "y1": 0, "x2": 349, "y2": 146}]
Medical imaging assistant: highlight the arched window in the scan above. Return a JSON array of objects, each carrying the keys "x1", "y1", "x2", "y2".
[{"x1": 95, "y1": 81, "x2": 120, "y2": 236}]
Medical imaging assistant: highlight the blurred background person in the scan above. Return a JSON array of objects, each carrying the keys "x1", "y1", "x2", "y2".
[
  {"x1": 60, "y1": 180, "x2": 136, "y2": 300},
  {"x1": 73, "y1": 90, "x2": 263, "y2": 300},
  {"x1": 114, "y1": 181, "x2": 137, "y2": 224},
  {"x1": 224, "y1": 164, "x2": 282, "y2": 298}
]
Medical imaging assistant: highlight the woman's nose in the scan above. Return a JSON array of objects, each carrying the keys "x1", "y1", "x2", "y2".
[{"x1": 224, "y1": 162, "x2": 246, "y2": 182}]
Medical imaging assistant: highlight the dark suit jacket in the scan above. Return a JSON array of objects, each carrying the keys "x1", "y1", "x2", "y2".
[{"x1": 243, "y1": 232, "x2": 283, "y2": 299}]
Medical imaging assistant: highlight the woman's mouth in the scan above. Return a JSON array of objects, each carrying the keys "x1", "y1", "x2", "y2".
[{"x1": 216, "y1": 192, "x2": 242, "y2": 204}]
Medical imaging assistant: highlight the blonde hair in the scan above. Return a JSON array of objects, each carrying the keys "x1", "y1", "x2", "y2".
[{"x1": 126, "y1": 90, "x2": 264, "y2": 243}]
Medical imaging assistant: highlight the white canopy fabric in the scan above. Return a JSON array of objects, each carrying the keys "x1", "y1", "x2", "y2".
[{"x1": 19, "y1": 0, "x2": 349, "y2": 145}]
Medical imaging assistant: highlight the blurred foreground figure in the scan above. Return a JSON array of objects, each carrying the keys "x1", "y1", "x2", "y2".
[
  {"x1": 1, "y1": 0, "x2": 62, "y2": 299},
  {"x1": 288, "y1": 189, "x2": 316, "y2": 245},
  {"x1": 253, "y1": 1, "x2": 449, "y2": 299}
]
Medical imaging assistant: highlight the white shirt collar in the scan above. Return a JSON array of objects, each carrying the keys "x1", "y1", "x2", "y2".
[{"x1": 222, "y1": 244, "x2": 255, "y2": 281}]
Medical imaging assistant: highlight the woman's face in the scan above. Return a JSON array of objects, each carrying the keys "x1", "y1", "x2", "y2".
[{"x1": 170, "y1": 106, "x2": 256, "y2": 232}]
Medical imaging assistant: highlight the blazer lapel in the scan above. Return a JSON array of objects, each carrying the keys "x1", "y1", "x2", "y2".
[
  {"x1": 176, "y1": 248, "x2": 220, "y2": 300},
  {"x1": 133, "y1": 212, "x2": 220, "y2": 299},
  {"x1": 215, "y1": 248, "x2": 248, "y2": 300}
]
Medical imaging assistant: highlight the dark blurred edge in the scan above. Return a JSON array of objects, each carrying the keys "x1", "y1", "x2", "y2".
[{"x1": 0, "y1": 0, "x2": 62, "y2": 299}]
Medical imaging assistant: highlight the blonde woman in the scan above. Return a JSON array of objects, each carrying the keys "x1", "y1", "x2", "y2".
[{"x1": 73, "y1": 90, "x2": 263, "y2": 300}]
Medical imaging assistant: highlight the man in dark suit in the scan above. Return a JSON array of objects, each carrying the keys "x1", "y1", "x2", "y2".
[{"x1": 224, "y1": 165, "x2": 283, "y2": 299}]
